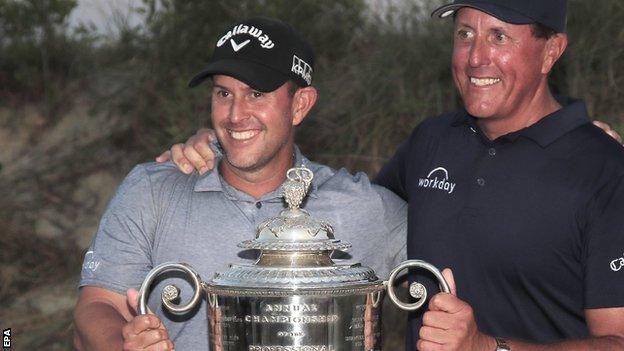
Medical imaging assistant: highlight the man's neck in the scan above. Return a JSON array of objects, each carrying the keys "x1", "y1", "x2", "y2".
[
  {"x1": 477, "y1": 86, "x2": 562, "y2": 141},
  {"x1": 219, "y1": 147, "x2": 296, "y2": 200}
]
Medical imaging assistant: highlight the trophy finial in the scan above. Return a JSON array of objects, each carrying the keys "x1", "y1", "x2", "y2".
[
  {"x1": 283, "y1": 166, "x2": 313, "y2": 210},
  {"x1": 242, "y1": 164, "x2": 345, "y2": 250}
]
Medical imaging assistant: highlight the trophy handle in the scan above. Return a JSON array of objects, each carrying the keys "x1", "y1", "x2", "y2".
[
  {"x1": 386, "y1": 259, "x2": 451, "y2": 311},
  {"x1": 138, "y1": 262, "x2": 204, "y2": 315}
]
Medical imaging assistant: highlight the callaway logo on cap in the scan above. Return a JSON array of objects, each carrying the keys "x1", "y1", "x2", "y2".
[{"x1": 188, "y1": 17, "x2": 314, "y2": 92}]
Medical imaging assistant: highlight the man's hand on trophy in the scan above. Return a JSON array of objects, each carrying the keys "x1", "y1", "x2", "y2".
[
  {"x1": 156, "y1": 128, "x2": 217, "y2": 175},
  {"x1": 416, "y1": 269, "x2": 496, "y2": 351},
  {"x1": 122, "y1": 288, "x2": 175, "y2": 351}
]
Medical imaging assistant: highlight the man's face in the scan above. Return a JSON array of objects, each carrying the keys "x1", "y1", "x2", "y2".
[
  {"x1": 452, "y1": 8, "x2": 550, "y2": 120},
  {"x1": 211, "y1": 75, "x2": 297, "y2": 173}
]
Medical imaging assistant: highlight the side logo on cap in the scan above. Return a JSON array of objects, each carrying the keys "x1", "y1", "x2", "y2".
[
  {"x1": 217, "y1": 24, "x2": 275, "y2": 50},
  {"x1": 292, "y1": 55, "x2": 312, "y2": 85}
]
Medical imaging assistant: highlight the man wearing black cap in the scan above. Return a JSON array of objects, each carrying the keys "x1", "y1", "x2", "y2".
[
  {"x1": 373, "y1": 0, "x2": 624, "y2": 350},
  {"x1": 73, "y1": 17, "x2": 407, "y2": 350}
]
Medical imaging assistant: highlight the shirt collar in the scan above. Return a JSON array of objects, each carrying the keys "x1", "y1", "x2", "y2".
[
  {"x1": 452, "y1": 97, "x2": 590, "y2": 147},
  {"x1": 193, "y1": 145, "x2": 320, "y2": 200}
]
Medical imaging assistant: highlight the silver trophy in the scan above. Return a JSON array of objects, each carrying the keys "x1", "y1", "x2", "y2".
[{"x1": 139, "y1": 166, "x2": 449, "y2": 350}]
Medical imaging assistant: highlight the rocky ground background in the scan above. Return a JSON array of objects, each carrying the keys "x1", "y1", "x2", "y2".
[{"x1": 0, "y1": 99, "x2": 136, "y2": 349}]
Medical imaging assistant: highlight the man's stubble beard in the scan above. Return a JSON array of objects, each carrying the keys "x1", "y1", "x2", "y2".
[{"x1": 220, "y1": 135, "x2": 292, "y2": 174}]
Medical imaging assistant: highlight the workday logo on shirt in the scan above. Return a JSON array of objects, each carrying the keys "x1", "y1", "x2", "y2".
[
  {"x1": 418, "y1": 167, "x2": 456, "y2": 194},
  {"x1": 82, "y1": 250, "x2": 101, "y2": 275}
]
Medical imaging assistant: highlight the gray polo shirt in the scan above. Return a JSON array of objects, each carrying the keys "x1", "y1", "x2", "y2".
[{"x1": 80, "y1": 149, "x2": 407, "y2": 350}]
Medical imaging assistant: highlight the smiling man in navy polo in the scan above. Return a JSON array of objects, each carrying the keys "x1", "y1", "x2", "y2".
[{"x1": 375, "y1": 0, "x2": 624, "y2": 350}]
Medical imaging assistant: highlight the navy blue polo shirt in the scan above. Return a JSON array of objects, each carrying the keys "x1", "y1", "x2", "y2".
[{"x1": 375, "y1": 98, "x2": 624, "y2": 344}]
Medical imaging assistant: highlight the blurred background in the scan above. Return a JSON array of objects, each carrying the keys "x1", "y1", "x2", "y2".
[{"x1": 1, "y1": 0, "x2": 623, "y2": 349}]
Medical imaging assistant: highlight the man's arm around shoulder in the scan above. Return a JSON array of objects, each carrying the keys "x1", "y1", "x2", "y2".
[{"x1": 74, "y1": 286, "x2": 174, "y2": 351}]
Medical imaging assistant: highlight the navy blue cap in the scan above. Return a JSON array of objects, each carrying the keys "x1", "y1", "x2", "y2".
[
  {"x1": 189, "y1": 17, "x2": 314, "y2": 92},
  {"x1": 431, "y1": 0, "x2": 567, "y2": 33}
]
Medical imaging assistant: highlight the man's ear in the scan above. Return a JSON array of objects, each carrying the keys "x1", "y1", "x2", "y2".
[
  {"x1": 541, "y1": 33, "x2": 568, "y2": 74},
  {"x1": 291, "y1": 86, "x2": 318, "y2": 126}
]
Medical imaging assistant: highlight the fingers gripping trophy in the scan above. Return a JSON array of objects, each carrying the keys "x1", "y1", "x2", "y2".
[{"x1": 138, "y1": 166, "x2": 450, "y2": 350}]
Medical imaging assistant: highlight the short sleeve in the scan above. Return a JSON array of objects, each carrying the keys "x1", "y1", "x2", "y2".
[
  {"x1": 583, "y1": 174, "x2": 624, "y2": 308},
  {"x1": 374, "y1": 138, "x2": 409, "y2": 201},
  {"x1": 374, "y1": 121, "x2": 429, "y2": 202},
  {"x1": 79, "y1": 164, "x2": 158, "y2": 293},
  {"x1": 376, "y1": 186, "x2": 408, "y2": 278}
]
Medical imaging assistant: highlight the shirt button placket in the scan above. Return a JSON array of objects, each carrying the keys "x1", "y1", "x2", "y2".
[{"x1": 476, "y1": 147, "x2": 495, "y2": 188}]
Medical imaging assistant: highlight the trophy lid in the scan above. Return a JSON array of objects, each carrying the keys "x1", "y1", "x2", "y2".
[
  {"x1": 238, "y1": 166, "x2": 351, "y2": 252},
  {"x1": 207, "y1": 166, "x2": 383, "y2": 295}
]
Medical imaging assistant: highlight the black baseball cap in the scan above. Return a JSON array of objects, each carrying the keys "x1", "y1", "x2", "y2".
[
  {"x1": 431, "y1": 0, "x2": 567, "y2": 33},
  {"x1": 188, "y1": 17, "x2": 314, "y2": 92}
]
